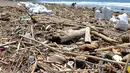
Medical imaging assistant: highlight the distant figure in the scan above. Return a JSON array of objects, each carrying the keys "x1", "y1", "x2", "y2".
[
  {"x1": 71, "y1": 2, "x2": 76, "y2": 7},
  {"x1": 92, "y1": 7, "x2": 96, "y2": 11}
]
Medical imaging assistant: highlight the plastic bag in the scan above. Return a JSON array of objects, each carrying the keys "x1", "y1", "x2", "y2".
[
  {"x1": 95, "y1": 10, "x2": 101, "y2": 19},
  {"x1": 114, "y1": 20, "x2": 129, "y2": 31},
  {"x1": 18, "y1": 2, "x2": 52, "y2": 14},
  {"x1": 112, "y1": 55, "x2": 122, "y2": 62},
  {"x1": 118, "y1": 13, "x2": 128, "y2": 23},
  {"x1": 110, "y1": 15, "x2": 119, "y2": 23},
  {"x1": 102, "y1": 7, "x2": 112, "y2": 20},
  {"x1": 114, "y1": 13, "x2": 129, "y2": 31}
]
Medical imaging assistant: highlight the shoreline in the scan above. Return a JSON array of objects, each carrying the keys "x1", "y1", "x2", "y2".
[{"x1": 1, "y1": 0, "x2": 130, "y2": 12}]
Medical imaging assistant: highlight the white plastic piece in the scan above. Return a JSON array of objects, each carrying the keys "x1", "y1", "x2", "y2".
[
  {"x1": 62, "y1": 47, "x2": 74, "y2": 51},
  {"x1": 118, "y1": 13, "x2": 128, "y2": 24},
  {"x1": 18, "y1": 2, "x2": 52, "y2": 14},
  {"x1": 24, "y1": 32, "x2": 32, "y2": 38},
  {"x1": 67, "y1": 61, "x2": 74, "y2": 68},
  {"x1": 95, "y1": 10, "x2": 101, "y2": 19},
  {"x1": 110, "y1": 15, "x2": 119, "y2": 23},
  {"x1": 114, "y1": 20, "x2": 129, "y2": 31},
  {"x1": 112, "y1": 55, "x2": 122, "y2": 62},
  {"x1": 102, "y1": 7, "x2": 112, "y2": 20}
]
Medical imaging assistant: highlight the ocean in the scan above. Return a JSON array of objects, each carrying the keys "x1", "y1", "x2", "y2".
[{"x1": 19, "y1": 0, "x2": 130, "y2": 12}]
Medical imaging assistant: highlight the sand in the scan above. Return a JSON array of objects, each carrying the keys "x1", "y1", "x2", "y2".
[{"x1": 0, "y1": 0, "x2": 17, "y2": 6}]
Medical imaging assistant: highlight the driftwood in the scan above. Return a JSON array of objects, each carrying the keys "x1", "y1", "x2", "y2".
[
  {"x1": 0, "y1": 41, "x2": 17, "y2": 47},
  {"x1": 85, "y1": 27, "x2": 91, "y2": 43},
  {"x1": 20, "y1": 35, "x2": 129, "y2": 67},
  {"x1": 38, "y1": 61, "x2": 56, "y2": 73},
  {"x1": 51, "y1": 28, "x2": 116, "y2": 43},
  {"x1": 79, "y1": 41, "x2": 98, "y2": 51},
  {"x1": 51, "y1": 29, "x2": 85, "y2": 43},
  {"x1": 95, "y1": 43, "x2": 130, "y2": 51},
  {"x1": 91, "y1": 31, "x2": 117, "y2": 43}
]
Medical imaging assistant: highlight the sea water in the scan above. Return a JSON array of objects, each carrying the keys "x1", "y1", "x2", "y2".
[{"x1": 17, "y1": 0, "x2": 130, "y2": 12}]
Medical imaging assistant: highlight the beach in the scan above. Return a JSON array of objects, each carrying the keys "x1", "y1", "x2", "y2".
[{"x1": 0, "y1": 0, "x2": 130, "y2": 73}]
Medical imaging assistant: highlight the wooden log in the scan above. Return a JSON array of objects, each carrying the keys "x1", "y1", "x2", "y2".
[
  {"x1": 85, "y1": 27, "x2": 91, "y2": 43},
  {"x1": 51, "y1": 28, "x2": 116, "y2": 43},
  {"x1": 95, "y1": 43, "x2": 130, "y2": 51},
  {"x1": 91, "y1": 31, "x2": 117, "y2": 43},
  {"x1": 51, "y1": 29, "x2": 85, "y2": 43}
]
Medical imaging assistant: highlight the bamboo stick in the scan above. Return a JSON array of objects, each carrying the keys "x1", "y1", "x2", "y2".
[
  {"x1": 0, "y1": 41, "x2": 17, "y2": 47},
  {"x1": 95, "y1": 43, "x2": 130, "y2": 51},
  {"x1": 64, "y1": 52, "x2": 130, "y2": 65},
  {"x1": 91, "y1": 31, "x2": 117, "y2": 43}
]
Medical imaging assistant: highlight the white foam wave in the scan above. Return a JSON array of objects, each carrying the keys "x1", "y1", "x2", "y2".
[{"x1": 40, "y1": 1, "x2": 130, "y2": 8}]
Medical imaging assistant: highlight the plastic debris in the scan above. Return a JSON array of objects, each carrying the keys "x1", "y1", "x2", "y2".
[
  {"x1": 114, "y1": 13, "x2": 129, "y2": 31},
  {"x1": 127, "y1": 65, "x2": 130, "y2": 73},
  {"x1": 62, "y1": 47, "x2": 74, "y2": 51},
  {"x1": 0, "y1": 47, "x2": 5, "y2": 51},
  {"x1": 112, "y1": 55, "x2": 122, "y2": 62},
  {"x1": 28, "y1": 56, "x2": 35, "y2": 64},
  {"x1": 45, "y1": 25, "x2": 51, "y2": 30},
  {"x1": 117, "y1": 69, "x2": 122, "y2": 73},
  {"x1": 102, "y1": 7, "x2": 112, "y2": 20},
  {"x1": 24, "y1": 32, "x2": 32, "y2": 38},
  {"x1": 19, "y1": 2, "x2": 53, "y2": 14},
  {"x1": 22, "y1": 15, "x2": 31, "y2": 20},
  {"x1": 95, "y1": 10, "x2": 101, "y2": 19},
  {"x1": 114, "y1": 20, "x2": 129, "y2": 31},
  {"x1": 17, "y1": 71, "x2": 23, "y2": 73},
  {"x1": 1, "y1": 3, "x2": 130, "y2": 73},
  {"x1": 118, "y1": 13, "x2": 128, "y2": 23},
  {"x1": 67, "y1": 61, "x2": 74, "y2": 68},
  {"x1": 110, "y1": 15, "x2": 119, "y2": 23},
  {"x1": 39, "y1": 45, "x2": 48, "y2": 52}
]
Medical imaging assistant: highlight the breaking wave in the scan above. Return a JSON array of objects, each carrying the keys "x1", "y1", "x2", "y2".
[{"x1": 35, "y1": 1, "x2": 130, "y2": 12}]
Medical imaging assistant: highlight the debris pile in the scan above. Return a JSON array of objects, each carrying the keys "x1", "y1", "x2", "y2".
[{"x1": 0, "y1": 2, "x2": 130, "y2": 73}]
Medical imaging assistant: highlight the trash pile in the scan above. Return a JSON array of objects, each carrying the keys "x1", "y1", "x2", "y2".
[
  {"x1": 18, "y1": 2, "x2": 53, "y2": 14},
  {"x1": 95, "y1": 7, "x2": 130, "y2": 31},
  {"x1": 0, "y1": 2, "x2": 130, "y2": 73}
]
